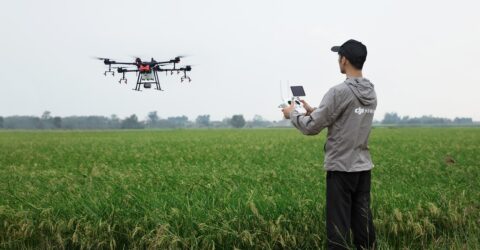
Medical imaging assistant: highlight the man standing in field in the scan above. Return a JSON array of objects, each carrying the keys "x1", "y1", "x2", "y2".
[{"x1": 282, "y1": 39, "x2": 377, "y2": 250}]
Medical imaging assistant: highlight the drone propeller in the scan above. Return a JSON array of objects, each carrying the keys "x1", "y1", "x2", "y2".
[
  {"x1": 93, "y1": 56, "x2": 116, "y2": 65},
  {"x1": 172, "y1": 55, "x2": 189, "y2": 63},
  {"x1": 93, "y1": 56, "x2": 110, "y2": 60},
  {"x1": 176, "y1": 65, "x2": 193, "y2": 71}
]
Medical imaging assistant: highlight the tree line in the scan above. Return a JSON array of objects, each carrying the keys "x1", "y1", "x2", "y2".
[
  {"x1": 0, "y1": 111, "x2": 291, "y2": 130},
  {"x1": 379, "y1": 112, "x2": 475, "y2": 125},
  {"x1": 0, "y1": 111, "x2": 475, "y2": 130}
]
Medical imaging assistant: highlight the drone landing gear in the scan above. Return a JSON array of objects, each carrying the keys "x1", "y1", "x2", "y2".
[
  {"x1": 133, "y1": 72, "x2": 142, "y2": 91},
  {"x1": 119, "y1": 72, "x2": 127, "y2": 84},
  {"x1": 154, "y1": 71, "x2": 163, "y2": 91},
  {"x1": 180, "y1": 71, "x2": 191, "y2": 83},
  {"x1": 181, "y1": 76, "x2": 191, "y2": 82},
  {"x1": 104, "y1": 64, "x2": 115, "y2": 76}
]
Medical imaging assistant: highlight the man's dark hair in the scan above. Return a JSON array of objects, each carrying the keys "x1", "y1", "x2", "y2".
[
  {"x1": 339, "y1": 51, "x2": 366, "y2": 70},
  {"x1": 332, "y1": 39, "x2": 367, "y2": 70}
]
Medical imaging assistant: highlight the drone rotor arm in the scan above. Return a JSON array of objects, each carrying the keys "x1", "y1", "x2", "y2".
[
  {"x1": 152, "y1": 61, "x2": 172, "y2": 66},
  {"x1": 121, "y1": 69, "x2": 140, "y2": 73},
  {"x1": 108, "y1": 62, "x2": 136, "y2": 65}
]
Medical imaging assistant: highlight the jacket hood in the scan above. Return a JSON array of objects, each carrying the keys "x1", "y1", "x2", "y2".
[{"x1": 345, "y1": 77, "x2": 376, "y2": 106}]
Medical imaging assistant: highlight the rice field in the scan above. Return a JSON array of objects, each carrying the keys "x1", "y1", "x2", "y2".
[{"x1": 0, "y1": 128, "x2": 479, "y2": 249}]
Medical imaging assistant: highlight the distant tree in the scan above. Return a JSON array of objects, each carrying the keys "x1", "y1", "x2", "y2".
[
  {"x1": 195, "y1": 115, "x2": 210, "y2": 127},
  {"x1": 222, "y1": 117, "x2": 232, "y2": 127},
  {"x1": 41, "y1": 111, "x2": 52, "y2": 120},
  {"x1": 230, "y1": 115, "x2": 246, "y2": 128},
  {"x1": 40, "y1": 111, "x2": 55, "y2": 129},
  {"x1": 53, "y1": 117, "x2": 62, "y2": 129},
  {"x1": 33, "y1": 117, "x2": 43, "y2": 129},
  {"x1": 400, "y1": 116, "x2": 410, "y2": 124},
  {"x1": 167, "y1": 116, "x2": 189, "y2": 128},
  {"x1": 156, "y1": 119, "x2": 169, "y2": 128},
  {"x1": 382, "y1": 112, "x2": 401, "y2": 124},
  {"x1": 0, "y1": 116, "x2": 3, "y2": 128},
  {"x1": 121, "y1": 114, "x2": 144, "y2": 129},
  {"x1": 251, "y1": 114, "x2": 270, "y2": 128},
  {"x1": 147, "y1": 111, "x2": 159, "y2": 128},
  {"x1": 109, "y1": 114, "x2": 121, "y2": 129},
  {"x1": 454, "y1": 117, "x2": 473, "y2": 124}
]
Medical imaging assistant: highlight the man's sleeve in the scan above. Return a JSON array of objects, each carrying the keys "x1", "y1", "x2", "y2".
[{"x1": 289, "y1": 88, "x2": 339, "y2": 135}]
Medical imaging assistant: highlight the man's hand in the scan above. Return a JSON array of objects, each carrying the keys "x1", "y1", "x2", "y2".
[
  {"x1": 281, "y1": 100, "x2": 295, "y2": 119},
  {"x1": 300, "y1": 100, "x2": 315, "y2": 115}
]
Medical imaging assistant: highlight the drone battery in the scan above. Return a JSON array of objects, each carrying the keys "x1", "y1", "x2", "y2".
[{"x1": 144, "y1": 83, "x2": 151, "y2": 88}]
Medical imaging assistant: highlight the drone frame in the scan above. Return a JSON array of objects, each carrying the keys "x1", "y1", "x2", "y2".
[{"x1": 97, "y1": 57, "x2": 192, "y2": 91}]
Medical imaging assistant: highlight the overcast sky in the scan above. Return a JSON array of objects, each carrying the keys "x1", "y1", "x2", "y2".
[{"x1": 1, "y1": 0, "x2": 479, "y2": 121}]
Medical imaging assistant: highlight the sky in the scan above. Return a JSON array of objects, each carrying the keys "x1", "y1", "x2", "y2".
[{"x1": 1, "y1": 0, "x2": 479, "y2": 121}]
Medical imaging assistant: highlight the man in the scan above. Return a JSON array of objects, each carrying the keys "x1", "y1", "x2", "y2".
[{"x1": 282, "y1": 39, "x2": 377, "y2": 250}]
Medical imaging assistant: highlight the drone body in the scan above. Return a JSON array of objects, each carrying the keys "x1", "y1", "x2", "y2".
[{"x1": 97, "y1": 56, "x2": 192, "y2": 91}]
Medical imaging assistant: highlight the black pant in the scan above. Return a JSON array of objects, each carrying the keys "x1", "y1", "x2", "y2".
[{"x1": 326, "y1": 170, "x2": 376, "y2": 250}]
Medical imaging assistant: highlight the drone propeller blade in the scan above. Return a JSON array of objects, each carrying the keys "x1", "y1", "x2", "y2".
[
  {"x1": 92, "y1": 56, "x2": 116, "y2": 65},
  {"x1": 93, "y1": 56, "x2": 110, "y2": 61},
  {"x1": 172, "y1": 55, "x2": 190, "y2": 63}
]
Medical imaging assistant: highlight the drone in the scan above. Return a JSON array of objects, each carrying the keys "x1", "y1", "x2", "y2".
[{"x1": 96, "y1": 56, "x2": 192, "y2": 91}]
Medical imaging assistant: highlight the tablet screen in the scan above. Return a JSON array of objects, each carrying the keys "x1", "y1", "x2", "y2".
[{"x1": 290, "y1": 86, "x2": 306, "y2": 97}]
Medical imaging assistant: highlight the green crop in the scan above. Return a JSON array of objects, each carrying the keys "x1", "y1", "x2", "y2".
[{"x1": 0, "y1": 128, "x2": 479, "y2": 249}]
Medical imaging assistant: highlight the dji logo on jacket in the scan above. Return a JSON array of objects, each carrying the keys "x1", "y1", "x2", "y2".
[{"x1": 355, "y1": 107, "x2": 375, "y2": 115}]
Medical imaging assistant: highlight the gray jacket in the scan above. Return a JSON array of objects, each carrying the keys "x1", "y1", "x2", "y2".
[{"x1": 290, "y1": 77, "x2": 377, "y2": 172}]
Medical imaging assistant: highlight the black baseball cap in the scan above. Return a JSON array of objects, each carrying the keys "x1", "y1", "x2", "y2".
[{"x1": 331, "y1": 39, "x2": 367, "y2": 69}]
